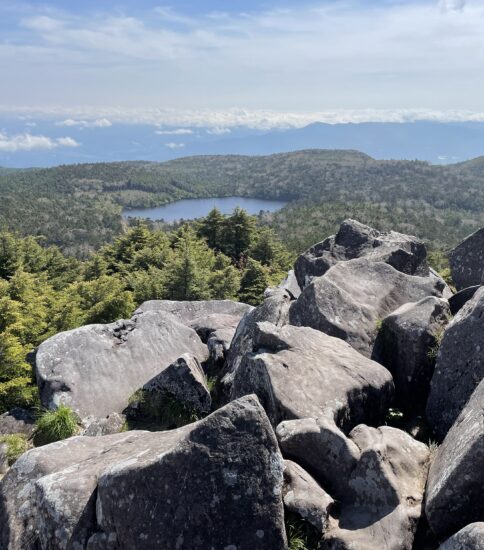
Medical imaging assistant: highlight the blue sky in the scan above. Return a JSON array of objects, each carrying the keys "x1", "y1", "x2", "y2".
[{"x1": 0, "y1": 0, "x2": 482, "y2": 132}]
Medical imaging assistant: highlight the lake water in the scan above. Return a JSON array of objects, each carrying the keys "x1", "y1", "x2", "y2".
[{"x1": 123, "y1": 196, "x2": 288, "y2": 222}]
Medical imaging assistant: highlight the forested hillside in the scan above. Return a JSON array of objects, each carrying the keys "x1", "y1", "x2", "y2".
[{"x1": 1, "y1": 150, "x2": 484, "y2": 255}]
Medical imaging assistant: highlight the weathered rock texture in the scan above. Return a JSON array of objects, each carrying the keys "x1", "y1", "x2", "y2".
[
  {"x1": 290, "y1": 258, "x2": 445, "y2": 357},
  {"x1": 0, "y1": 408, "x2": 35, "y2": 437},
  {"x1": 0, "y1": 396, "x2": 286, "y2": 550},
  {"x1": 376, "y1": 296, "x2": 451, "y2": 412},
  {"x1": 35, "y1": 310, "x2": 208, "y2": 421},
  {"x1": 282, "y1": 460, "x2": 334, "y2": 533},
  {"x1": 426, "y1": 286, "x2": 484, "y2": 439},
  {"x1": 426, "y1": 380, "x2": 484, "y2": 540},
  {"x1": 449, "y1": 227, "x2": 484, "y2": 290},
  {"x1": 294, "y1": 219, "x2": 428, "y2": 289},
  {"x1": 439, "y1": 523, "x2": 484, "y2": 550},
  {"x1": 448, "y1": 285, "x2": 480, "y2": 316},
  {"x1": 231, "y1": 322, "x2": 393, "y2": 428}
]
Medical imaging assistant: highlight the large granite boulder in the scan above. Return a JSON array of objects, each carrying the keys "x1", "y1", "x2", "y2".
[
  {"x1": 425, "y1": 380, "x2": 484, "y2": 540},
  {"x1": 0, "y1": 408, "x2": 35, "y2": 438},
  {"x1": 294, "y1": 219, "x2": 428, "y2": 289},
  {"x1": 426, "y1": 286, "x2": 484, "y2": 439},
  {"x1": 376, "y1": 296, "x2": 451, "y2": 413},
  {"x1": 449, "y1": 227, "x2": 484, "y2": 290},
  {"x1": 290, "y1": 258, "x2": 445, "y2": 357},
  {"x1": 231, "y1": 322, "x2": 393, "y2": 429},
  {"x1": 35, "y1": 309, "x2": 208, "y2": 422},
  {"x1": 0, "y1": 395, "x2": 287, "y2": 550},
  {"x1": 448, "y1": 285, "x2": 481, "y2": 315},
  {"x1": 439, "y1": 523, "x2": 484, "y2": 550}
]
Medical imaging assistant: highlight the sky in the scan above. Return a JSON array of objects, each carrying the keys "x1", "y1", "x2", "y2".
[{"x1": 0, "y1": 0, "x2": 483, "y2": 140}]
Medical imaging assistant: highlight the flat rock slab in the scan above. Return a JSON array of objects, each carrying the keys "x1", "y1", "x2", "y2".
[
  {"x1": 35, "y1": 309, "x2": 208, "y2": 421},
  {"x1": 290, "y1": 258, "x2": 445, "y2": 357},
  {"x1": 427, "y1": 286, "x2": 484, "y2": 439},
  {"x1": 426, "y1": 379, "x2": 484, "y2": 540},
  {"x1": 449, "y1": 227, "x2": 484, "y2": 290},
  {"x1": 0, "y1": 395, "x2": 286, "y2": 550},
  {"x1": 231, "y1": 321, "x2": 393, "y2": 429},
  {"x1": 294, "y1": 219, "x2": 428, "y2": 289}
]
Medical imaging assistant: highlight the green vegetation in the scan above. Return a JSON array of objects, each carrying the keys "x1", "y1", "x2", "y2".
[
  {"x1": 34, "y1": 405, "x2": 79, "y2": 445},
  {"x1": 0, "y1": 433, "x2": 29, "y2": 464},
  {"x1": 285, "y1": 512, "x2": 322, "y2": 550},
  {"x1": 0, "y1": 210, "x2": 291, "y2": 413}
]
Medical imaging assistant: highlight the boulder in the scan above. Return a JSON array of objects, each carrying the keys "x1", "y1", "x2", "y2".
[
  {"x1": 449, "y1": 285, "x2": 480, "y2": 315},
  {"x1": 0, "y1": 395, "x2": 287, "y2": 550},
  {"x1": 35, "y1": 309, "x2": 208, "y2": 422},
  {"x1": 0, "y1": 408, "x2": 35, "y2": 438},
  {"x1": 439, "y1": 523, "x2": 484, "y2": 550},
  {"x1": 0, "y1": 444, "x2": 8, "y2": 476},
  {"x1": 231, "y1": 322, "x2": 393, "y2": 428},
  {"x1": 449, "y1": 227, "x2": 484, "y2": 290},
  {"x1": 277, "y1": 270, "x2": 302, "y2": 299},
  {"x1": 282, "y1": 460, "x2": 334, "y2": 533},
  {"x1": 207, "y1": 327, "x2": 236, "y2": 369},
  {"x1": 426, "y1": 286, "x2": 484, "y2": 439},
  {"x1": 82, "y1": 413, "x2": 126, "y2": 437},
  {"x1": 323, "y1": 425, "x2": 430, "y2": 550},
  {"x1": 142, "y1": 353, "x2": 211, "y2": 415},
  {"x1": 376, "y1": 296, "x2": 451, "y2": 413},
  {"x1": 425, "y1": 379, "x2": 484, "y2": 540},
  {"x1": 220, "y1": 289, "x2": 292, "y2": 395},
  {"x1": 290, "y1": 258, "x2": 445, "y2": 357},
  {"x1": 189, "y1": 313, "x2": 242, "y2": 342},
  {"x1": 294, "y1": 219, "x2": 428, "y2": 289}
]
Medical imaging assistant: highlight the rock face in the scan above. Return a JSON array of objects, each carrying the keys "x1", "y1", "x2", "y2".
[
  {"x1": 294, "y1": 219, "x2": 428, "y2": 289},
  {"x1": 426, "y1": 286, "x2": 484, "y2": 439},
  {"x1": 425, "y1": 380, "x2": 484, "y2": 540},
  {"x1": 449, "y1": 227, "x2": 484, "y2": 290},
  {"x1": 290, "y1": 258, "x2": 445, "y2": 357},
  {"x1": 35, "y1": 309, "x2": 208, "y2": 421},
  {"x1": 143, "y1": 353, "x2": 211, "y2": 415},
  {"x1": 0, "y1": 396, "x2": 287, "y2": 550},
  {"x1": 231, "y1": 322, "x2": 393, "y2": 428},
  {"x1": 0, "y1": 408, "x2": 35, "y2": 437},
  {"x1": 439, "y1": 523, "x2": 484, "y2": 550},
  {"x1": 376, "y1": 296, "x2": 451, "y2": 412},
  {"x1": 282, "y1": 460, "x2": 334, "y2": 533},
  {"x1": 448, "y1": 285, "x2": 480, "y2": 315}
]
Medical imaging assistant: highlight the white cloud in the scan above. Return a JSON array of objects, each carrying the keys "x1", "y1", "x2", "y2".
[
  {"x1": 439, "y1": 0, "x2": 466, "y2": 12},
  {"x1": 206, "y1": 127, "x2": 231, "y2": 135},
  {"x1": 155, "y1": 128, "x2": 194, "y2": 135},
  {"x1": 165, "y1": 142, "x2": 185, "y2": 149},
  {"x1": 0, "y1": 132, "x2": 80, "y2": 152},
  {"x1": 56, "y1": 118, "x2": 112, "y2": 128}
]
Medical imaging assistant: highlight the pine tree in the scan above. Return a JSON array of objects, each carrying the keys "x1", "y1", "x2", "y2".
[
  {"x1": 197, "y1": 208, "x2": 225, "y2": 250},
  {"x1": 238, "y1": 259, "x2": 270, "y2": 305}
]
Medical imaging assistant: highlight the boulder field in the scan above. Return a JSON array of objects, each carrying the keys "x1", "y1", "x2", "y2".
[{"x1": 1, "y1": 219, "x2": 483, "y2": 549}]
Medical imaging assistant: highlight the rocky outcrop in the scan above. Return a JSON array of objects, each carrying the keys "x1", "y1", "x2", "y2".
[
  {"x1": 282, "y1": 460, "x2": 334, "y2": 533},
  {"x1": 0, "y1": 395, "x2": 287, "y2": 550},
  {"x1": 448, "y1": 285, "x2": 480, "y2": 315},
  {"x1": 290, "y1": 258, "x2": 445, "y2": 357},
  {"x1": 231, "y1": 322, "x2": 393, "y2": 428},
  {"x1": 425, "y1": 380, "x2": 484, "y2": 540},
  {"x1": 277, "y1": 270, "x2": 301, "y2": 299},
  {"x1": 449, "y1": 227, "x2": 484, "y2": 290},
  {"x1": 426, "y1": 286, "x2": 484, "y2": 439},
  {"x1": 294, "y1": 219, "x2": 428, "y2": 289},
  {"x1": 81, "y1": 413, "x2": 126, "y2": 437},
  {"x1": 439, "y1": 523, "x2": 484, "y2": 550},
  {"x1": 35, "y1": 309, "x2": 208, "y2": 422},
  {"x1": 376, "y1": 296, "x2": 451, "y2": 412},
  {"x1": 0, "y1": 408, "x2": 35, "y2": 438}
]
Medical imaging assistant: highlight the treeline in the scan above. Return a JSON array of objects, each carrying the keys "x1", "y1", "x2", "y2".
[{"x1": 0, "y1": 209, "x2": 292, "y2": 413}]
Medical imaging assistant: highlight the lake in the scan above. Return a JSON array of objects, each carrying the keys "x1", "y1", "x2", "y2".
[{"x1": 123, "y1": 196, "x2": 288, "y2": 222}]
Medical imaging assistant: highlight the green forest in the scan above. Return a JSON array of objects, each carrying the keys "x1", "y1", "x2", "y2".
[{"x1": 0, "y1": 209, "x2": 292, "y2": 414}]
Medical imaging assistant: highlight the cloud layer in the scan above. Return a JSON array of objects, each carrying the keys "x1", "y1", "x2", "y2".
[{"x1": 0, "y1": 132, "x2": 79, "y2": 152}]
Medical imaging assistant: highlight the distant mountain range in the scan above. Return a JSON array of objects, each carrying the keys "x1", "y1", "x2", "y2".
[{"x1": 1, "y1": 119, "x2": 484, "y2": 168}]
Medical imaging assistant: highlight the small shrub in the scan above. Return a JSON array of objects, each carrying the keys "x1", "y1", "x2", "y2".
[
  {"x1": 427, "y1": 328, "x2": 445, "y2": 361},
  {"x1": 375, "y1": 318, "x2": 383, "y2": 332},
  {"x1": 385, "y1": 408, "x2": 405, "y2": 429},
  {"x1": 34, "y1": 405, "x2": 79, "y2": 445},
  {"x1": 0, "y1": 433, "x2": 29, "y2": 464},
  {"x1": 285, "y1": 512, "x2": 322, "y2": 550}
]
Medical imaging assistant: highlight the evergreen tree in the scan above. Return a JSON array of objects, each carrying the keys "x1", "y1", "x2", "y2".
[
  {"x1": 238, "y1": 259, "x2": 270, "y2": 305},
  {"x1": 221, "y1": 207, "x2": 256, "y2": 260},
  {"x1": 197, "y1": 208, "x2": 225, "y2": 250}
]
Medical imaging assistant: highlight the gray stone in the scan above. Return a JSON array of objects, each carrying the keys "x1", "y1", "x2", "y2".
[
  {"x1": 327, "y1": 426, "x2": 429, "y2": 550},
  {"x1": 0, "y1": 395, "x2": 287, "y2": 550},
  {"x1": 189, "y1": 313, "x2": 242, "y2": 342},
  {"x1": 0, "y1": 408, "x2": 35, "y2": 437},
  {"x1": 82, "y1": 413, "x2": 126, "y2": 437},
  {"x1": 426, "y1": 286, "x2": 484, "y2": 439},
  {"x1": 376, "y1": 296, "x2": 451, "y2": 412},
  {"x1": 143, "y1": 353, "x2": 211, "y2": 415},
  {"x1": 426, "y1": 380, "x2": 484, "y2": 540},
  {"x1": 449, "y1": 227, "x2": 484, "y2": 290},
  {"x1": 278, "y1": 269, "x2": 302, "y2": 299},
  {"x1": 439, "y1": 523, "x2": 484, "y2": 550},
  {"x1": 231, "y1": 322, "x2": 393, "y2": 429},
  {"x1": 429, "y1": 267, "x2": 454, "y2": 300},
  {"x1": 294, "y1": 219, "x2": 428, "y2": 289},
  {"x1": 283, "y1": 460, "x2": 334, "y2": 533},
  {"x1": 449, "y1": 285, "x2": 481, "y2": 316},
  {"x1": 35, "y1": 309, "x2": 208, "y2": 421},
  {"x1": 290, "y1": 258, "x2": 445, "y2": 357},
  {"x1": 0, "y1": 444, "x2": 8, "y2": 476},
  {"x1": 207, "y1": 327, "x2": 236, "y2": 368}
]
